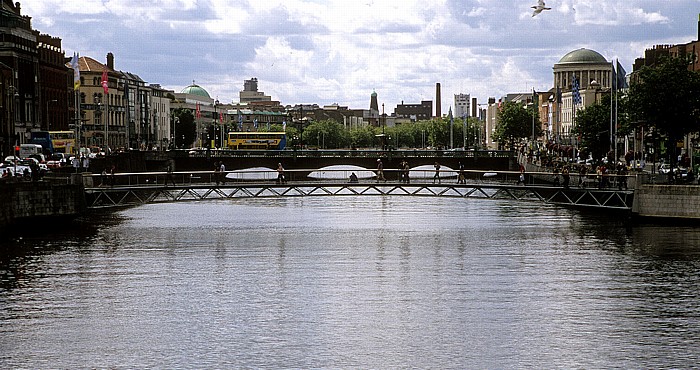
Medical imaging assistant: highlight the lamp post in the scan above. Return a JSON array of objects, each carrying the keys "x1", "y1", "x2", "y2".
[
  {"x1": 46, "y1": 99, "x2": 57, "y2": 131},
  {"x1": 172, "y1": 116, "x2": 178, "y2": 149}
]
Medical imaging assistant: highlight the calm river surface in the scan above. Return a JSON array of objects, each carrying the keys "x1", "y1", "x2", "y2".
[{"x1": 1, "y1": 196, "x2": 700, "y2": 368}]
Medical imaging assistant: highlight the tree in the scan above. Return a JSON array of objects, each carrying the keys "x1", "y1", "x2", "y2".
[
  {"x1": 573, "y1": 96, "x2": 613, "y2": 161},
  {"x1": 627, "y1": 56, "x2": 700, "y2": 163},
  {"x1": 173, "y1": 108, "x2": 195, "y2": 149},
  {"x1": 493, "y1": 101, "x2": 541, "y2": 149},
  {"x1": 302, "y1": 120, "x2": 349, "y2": 149},
  {"x1": 349, "y1": 125, "x2": 377, "y2": 148}
]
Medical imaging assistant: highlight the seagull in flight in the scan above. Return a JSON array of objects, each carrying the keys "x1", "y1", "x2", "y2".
[{"x1": 531, "y1": 0, "x2": 551, "y2": 17}]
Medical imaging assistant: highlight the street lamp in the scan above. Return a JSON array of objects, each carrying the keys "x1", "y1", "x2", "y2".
[{"x1": 46, "y1": 99, "x2": 57, "y2": 131}]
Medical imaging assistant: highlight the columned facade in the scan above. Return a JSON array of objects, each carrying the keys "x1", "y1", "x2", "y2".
[{"x1": 552, "y1": 48, "x2": 613, "y2": 141}]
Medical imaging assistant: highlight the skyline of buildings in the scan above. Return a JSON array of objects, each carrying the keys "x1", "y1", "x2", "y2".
[{"x1": 1, "y1": 1, "x2": 699, "y2": 157}]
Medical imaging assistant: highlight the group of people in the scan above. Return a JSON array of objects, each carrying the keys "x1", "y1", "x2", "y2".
[
  {"x1": 548, "y1": 162, "x2": 629, "y2": 190},
  {"x1": 98, "y1": 165, "x2": 116, "y2": 187},
  {"x1": 214, "y1": 161, "x2": 226, "y2": 185}
]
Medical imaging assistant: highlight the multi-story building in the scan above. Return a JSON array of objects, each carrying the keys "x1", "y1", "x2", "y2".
[
  {"x1": 552, "y1": 48, "x2": 613, "y2": 140},
  {"x1": 172, "y1": 83, "x2": 214, "y2": 148},
  {"x1": 0, "y1": 0, "x2": 39, "y2": 156},
  {"x1": 633, "y1": 15, "x2": 700, "y2": 73},
  {"x1": 37, "y1": 33, "x2": 70, "y2": 133},
  {"x1": 394, "y1": 100, "x2": 432, "y2": 123},
  {"x1": 454, "y1": 93, "x2": 470, "y2": 118},
  {"x1": 239, "y1": 78, "x2": 272, "y2": 103},
  {"x1": 75, "y1": 54, "x2": 127, "y2": 151},
  {"x1": 149, "y1": 84, "x2": 174, "y2": 150}
]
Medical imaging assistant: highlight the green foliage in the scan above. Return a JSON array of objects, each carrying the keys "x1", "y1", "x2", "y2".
[
  {"x1": 627, "y1": 56, "x2": 700, "y2": 143},
  {"x1": 573, "y1": 95, "x2": 613, "y2": 160},
  {"x1": 302, "y1": 120, "x2": 350, "y2": 149},
  {"x1": 173, "y1": 108, "x2": 195, "y2": 148},
  {"x1": 493, "y1": 101, "x2": 541, "y2": 149},
  {"x1": 348, "y1": 125, "x2": 377, "y2": 148}
]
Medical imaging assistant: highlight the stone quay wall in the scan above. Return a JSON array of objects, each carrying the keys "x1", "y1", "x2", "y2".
[
  {"x1": 0, "y1": 182, "x2": 86, "y2": 230},
  {"x1": 632, "y1": 185, "x2": 700, "y2": 219}
]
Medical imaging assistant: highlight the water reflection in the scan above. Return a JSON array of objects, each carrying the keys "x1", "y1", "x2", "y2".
[{"x1": 1, "y1": 197, "x2": 699, "y2": 368}]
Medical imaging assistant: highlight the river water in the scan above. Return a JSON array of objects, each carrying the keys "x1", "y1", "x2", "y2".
[{"x1": 1, "y1": 196, "x2": 699, "y2": 368}]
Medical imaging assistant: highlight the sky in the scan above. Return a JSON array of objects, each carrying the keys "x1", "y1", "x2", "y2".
[{"x1": 24, "y1": 0, "x2": 700, "y2": 115}]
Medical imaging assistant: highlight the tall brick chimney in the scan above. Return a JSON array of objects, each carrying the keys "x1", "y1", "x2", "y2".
[
  {"x1": 107, "y1": 52, "x2": 114, "y2": 70},
  {"x1": 435, "y1": 83, "x2": 441, "y2": 117}
]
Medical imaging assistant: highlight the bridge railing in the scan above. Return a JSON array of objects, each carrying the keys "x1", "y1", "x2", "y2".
[
  {"x1": 186, "y1": 148, "x2": 513, "y2": 159},
  {"x1": 80, "y1": 167, "x2": 641, "y2": 190}
]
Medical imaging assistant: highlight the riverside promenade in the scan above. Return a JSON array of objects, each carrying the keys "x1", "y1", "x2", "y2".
[{"x1": 520, "y1": 156, "x2": 700, "y2": 220}]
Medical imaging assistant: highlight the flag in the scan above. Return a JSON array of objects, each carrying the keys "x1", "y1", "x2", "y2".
[
  {"x1": 101, "y1": 67, "x2": 109, "y2": 94},
  {"x1": 196, "y1": 103, "x2": 201, "y2": 118},
  {"x1": 237, "y1": 110, "x2": 243, "y2": 130},
  {"x1": 254, "y1": 118, "x2": 258, "y2": 129},
  {"x1": 616, "y1": 60, "x2": 628, "y2": 90},
  {"x1": 282, "y1": 120, "x2": 286, "y2": 132},
  {"x1": 556, "y1": 86, "x2": 562, "y2": 103},
  {"x1": 572, "y1": 76, "x2": 582, "y2": 106},
  {"x1": 70, "y1": 53, "x2": 80, "y2": 90},
  {"x1": 532, "y1": 88, "x2": 538, "y2": 106},
  {"x1": 219, "y1": 112, "x2": 224, "y2": 123}
]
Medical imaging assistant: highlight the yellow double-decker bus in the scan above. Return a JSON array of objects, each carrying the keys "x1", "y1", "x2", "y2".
[
  {"x1": 49, "y1": 131, "x2": 77, "y2": 154},
  {"x1": 227, "y1": 132, "x2": 287, "y2": 150}
]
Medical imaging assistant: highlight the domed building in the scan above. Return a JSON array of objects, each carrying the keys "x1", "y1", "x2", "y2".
[
  {"x1": 553, "y1": 48, "x2": 613, "y2": 91},
  {"x1": 177, "y1": 82, "x2": 213, "y2": 103},
  {"x1": 550, "y1": 48, "x2": 613, "y2": 140}
]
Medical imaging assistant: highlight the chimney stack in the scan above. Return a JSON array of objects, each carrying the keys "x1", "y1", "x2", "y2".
[
  {"x1": 435, "y1": 83, "x2": 442, "y2": 117},
  {"x1": 107, "y1": 52, "x2": 114, "y2": 70}
]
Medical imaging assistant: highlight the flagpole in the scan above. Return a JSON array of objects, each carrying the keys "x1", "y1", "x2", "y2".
[
  {"x1": 614, "y1": 58, "x2": 619, "y2": 163},
  {"x1": 105, "y1": 92, "x2": 109, "y2": 152},
  {"x1": 75, "y1": 85, "x2": 80, "y2": 156},
  {"x1": 611, "y1": 61, "x2": 615, "y2": 159}
]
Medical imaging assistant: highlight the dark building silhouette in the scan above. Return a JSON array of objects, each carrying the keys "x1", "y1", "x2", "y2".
[
  {"x1": 0, "y1": 0, "x2": 39, "y2": 157},
  {"x1": 37, "y1": 32, "x2": 70, "y2": 132},
  {"x1": 395, "y1": 100, "x2": 432, "y2": 122}
]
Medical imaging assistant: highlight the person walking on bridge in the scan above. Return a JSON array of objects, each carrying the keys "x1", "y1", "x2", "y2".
[
  {"x1": 277, "y1": 163, "x2": 286, "y2": 184},
  {"x1": 376, "y1": 159, "x2": 386, "y2": 182},
  {"x1": 433, "y1": 161, "x2": 441, "y2": 184}
]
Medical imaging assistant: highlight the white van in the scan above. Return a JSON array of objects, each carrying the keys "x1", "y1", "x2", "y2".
[{"x1": 19, "y1": 144, "x2": 43, "y2": 159}]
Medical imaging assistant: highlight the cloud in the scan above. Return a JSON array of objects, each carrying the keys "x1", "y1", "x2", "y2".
[{"x1": 20, "y1": 0, "x2": 700, "y2": 114}]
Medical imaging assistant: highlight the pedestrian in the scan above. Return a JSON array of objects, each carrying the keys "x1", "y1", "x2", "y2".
[
  {"x1": 349, "y1": 172, "x2": 358, "y2": 183},
  {"x1": 517, "y1": 169, "x2": 525, "y2": 185},
  {"x1": 219, "y1": 161, "x2": 226, "y2": 185},
  {"x1": 214, "y1": 161, "x2": 220, "y2": 185},
  {"x1": 433, "y1": 161, "x2": 441, "y2": 184},
  {"x1": 403, "y1": 160, "x2": 410, "y2": 184},
  {"x1": 100, "y1": 168, "x2": 107, "y2": 187},
  {"x1": 376, "y1": 159, "x2": 386, "y2": 182},
  {"x1": 81, "y1": 155, "x2": 90, "y2": 172},
  {"x1": 562, "y1": 166, "x2": 570, "y2": 188},
  {"x1": 71, "y1": 156, "x2": 80, "y2": 173},
  {"x1": 277, "y1": 163, "x2": 286, "y2": 184},
  {"x1": 109, "y1": 165, "x2": 116, "y2": 187},
  {"x1": 457, "y1": 162, "x2": 465, "y2": 184},
  {"x1": 166, "y1": 164, "x2": 176, "y2": 186}
]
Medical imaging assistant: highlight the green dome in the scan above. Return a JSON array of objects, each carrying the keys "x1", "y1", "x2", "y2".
[
  {"x1": 181, "y1": 84, "x2": 211, "y2": 99},
  {"x1": 558, "y1": 48, "x2": 608, "y2": 64}
]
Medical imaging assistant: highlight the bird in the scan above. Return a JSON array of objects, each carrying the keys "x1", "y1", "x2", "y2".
[{"x1": 531, "y1": 0, "x2": 551, "y2": 17}]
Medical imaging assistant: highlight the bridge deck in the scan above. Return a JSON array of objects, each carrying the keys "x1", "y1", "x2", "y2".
[{"x1": 84, "y1": 180, "x2": 634, "y2": 211}]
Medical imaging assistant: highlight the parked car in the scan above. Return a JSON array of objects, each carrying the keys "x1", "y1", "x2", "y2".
[{"x1": 658, "y1": 164, "x2": 673, "y2": 174}]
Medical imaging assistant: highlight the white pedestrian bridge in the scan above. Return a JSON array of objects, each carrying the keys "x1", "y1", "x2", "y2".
[{"x1": 82, "y1": 166, "x2": 635, "y2": 212}]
